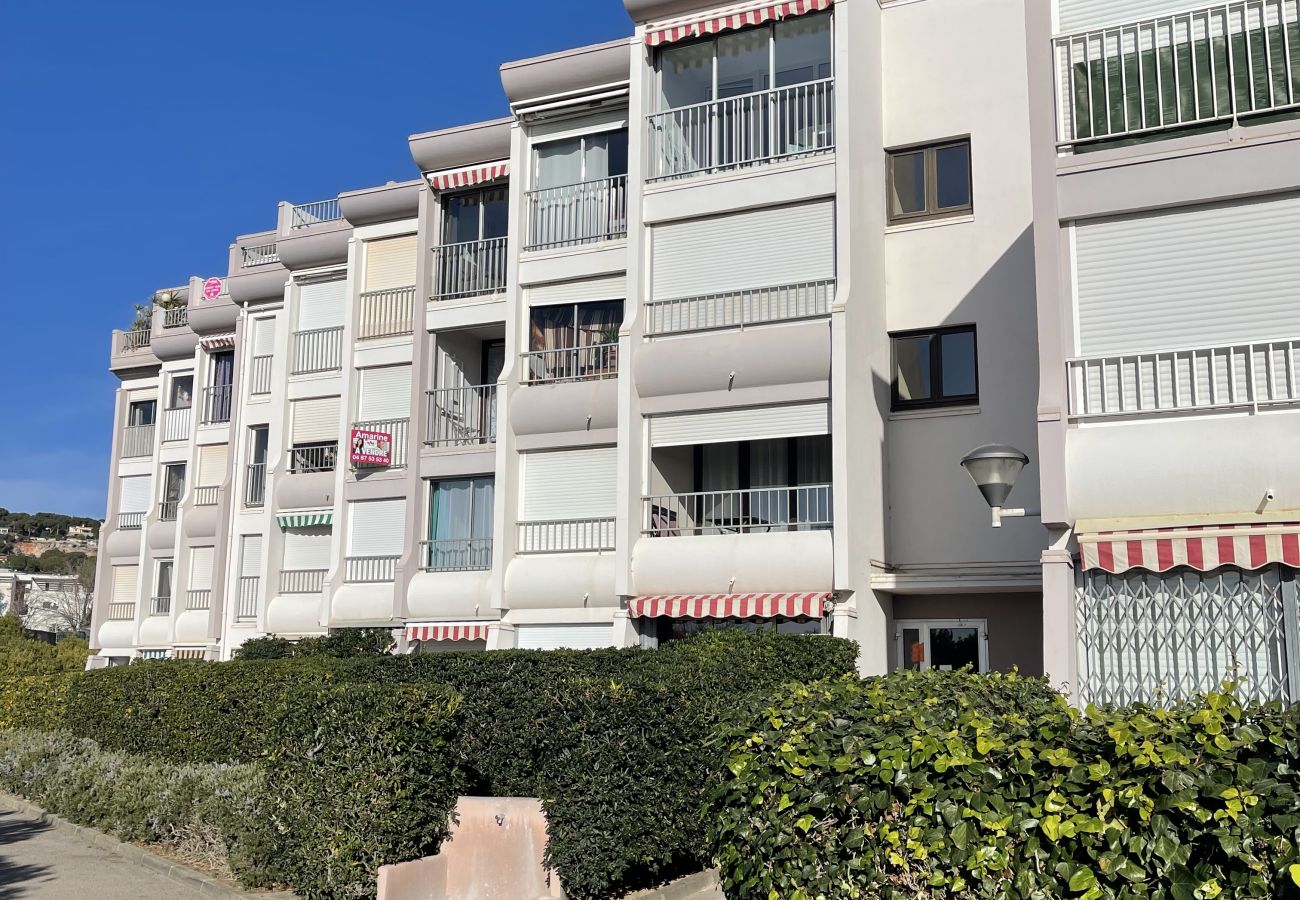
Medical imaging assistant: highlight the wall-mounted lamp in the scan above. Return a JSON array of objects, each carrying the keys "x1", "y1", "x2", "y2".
[{"x1": 959, "y1": 443, "x2": 1041, "y2": 528}]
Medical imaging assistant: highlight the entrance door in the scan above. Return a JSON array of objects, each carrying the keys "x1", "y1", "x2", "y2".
[{"x1": 896, "y1": 619, "x2": 988, "y2": 672}]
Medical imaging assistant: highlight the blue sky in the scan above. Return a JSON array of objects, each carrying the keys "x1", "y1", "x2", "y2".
[{"x1": 0, "y1": 0, "x2": 631, "y2": 519}]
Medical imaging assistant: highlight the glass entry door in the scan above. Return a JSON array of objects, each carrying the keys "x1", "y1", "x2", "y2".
[{"x1": 896, "y1": 619, "x2": 987, "y2": 673}]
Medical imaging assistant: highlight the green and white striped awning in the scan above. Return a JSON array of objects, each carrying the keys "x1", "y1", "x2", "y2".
[{"x1": 276, "y1": 510, "x2": 334, "y2": 528}]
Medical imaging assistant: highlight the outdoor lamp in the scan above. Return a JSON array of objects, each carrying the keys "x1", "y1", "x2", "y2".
[{"x1": 959, "y1": 444, "x2": 1040, "y2": 528}]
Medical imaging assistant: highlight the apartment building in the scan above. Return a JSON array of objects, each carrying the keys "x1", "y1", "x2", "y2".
[{"x1": 91, "y1": 0, "x2": 1045, "y2": 674}]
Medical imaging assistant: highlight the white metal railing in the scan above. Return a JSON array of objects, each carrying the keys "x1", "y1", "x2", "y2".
[
  {"x1": 108, "y1": 601, "x2": 136, "y2": 620},
  {"x1": 117, "y1": 328, "x2": 152, "y2": 353},
  {"x1": 420, "y1": 538, "x2": 493, "y2": 572},
  {"x1": 241, "y1": 243, "x2": 279, "y2": 267},
  {"x1": 648, "y1": 79, "x2": 835, "y2": 181},
  {"x1": 162, "y1": 306, "x2": 188, "y2": 328},
  {"x1": 202, "y1": 384, "x2": 233, "y2": 424},
  {"x1": 291, "y1": 326, "x2": 343, "y2": 374},
  {"x1": 1067, "y1": 338, "x2": 1300, "y2": 418},
  {"x1": 193, "y1": 486, "x2": 221, "y2": 506},
  {"x1": 289, "y1": 442, "x2": 337, "y2": 473},
  {"x1": 646, "y1": 278, "x2": 836, "y2": 336},
  {"x1": 1054, "y1": 0, "x2": 1300, "y2": 146},
  {"x1": 237, "y1": 576, "x2": 259, "y2": 619},
  {"x1": 426, "y1": 385, "x2": 497, "y2": 446},
  {"x1": 290, "y1": 198, "x2": 342, "y2": 229},
  {"x1": 430, "y1": 236, "x2": 509, "y2": 300},
  {"x1": 162, "y1": 407, "x2": 190, "y2": 443},
  {"x1": 644, "y1": 484, "x2": 834, "y2": 536},
  {"x1": 351, "y1": 418, "x2": 409, "y2": 468},
  {"x1": 186, "y1": 589, "x2": 212, "y2": 611},
  {"x1": 358, "y1": 286, "x2": 416, "y2": 339},
  {"x1": 517, "y1": 518, "x2": 616, "y2": 553},
  {"x1": 524, "y1": 175, "x2": 628, "y2": 251},
  {"x1": 245, "y1": 463, "x2": 266, "y2": 507},
  {"x1": 345, "y1": 555, "x2": 399, "y2": 583},
  {"x1": 158, "y1": 500, "x2": 179, "y2": 522},
  {"x1": 122, "y1": 424, "x2": 155, "y2": 458},
  {"x1": 250, "y1": 355, "x2": 273, "y2": 395},
  {"x1": 117, "y1": 511, "x2": 145, "y2": 530},
  {"x1": 280, "y1": 569, "x2": 327, "y2": 594},
  {"x1": 522, "y1": 344, "x2": 619, "y2": 384},
  {"x1": 150, "y1": 595, "x2": 171, "y2": 616}
]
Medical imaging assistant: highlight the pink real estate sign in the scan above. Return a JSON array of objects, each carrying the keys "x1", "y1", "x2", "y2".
[{"x1": 350, "y1": 428, "x2": 392, "y2": 466}]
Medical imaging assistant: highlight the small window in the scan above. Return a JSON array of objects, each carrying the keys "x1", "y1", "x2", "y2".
[
  {"x1": 891, "y1": 325, "x2": 978, "y2": 410},
  {"x1": 887, "y1": 139, "x2": 972, "y2": 224}
]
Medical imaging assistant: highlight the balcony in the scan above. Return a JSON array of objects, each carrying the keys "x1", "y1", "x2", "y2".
[
  {"x1": 241, "y1": 242, "x2": 279, "y2": 267},
  {"x1": 162, "y1": 307, "x2": 188, "y2": 329},
  {"x1": 1067, "y1": 337, "x2": 1300, "y2": 419},
  {"x1": 420, "y1": 538, "x2": 492, "y2": 572},
  {"x1": 107, "y1": 601, "x2": 136, "y2": 620},
  {"x1": 289, "y1": 198, "x2": 342, "y2": 230},
  {"x1": 522, "y1": 344, "x2": 618, "y2": 385},
  {"x1": 524, "y1": 175, "x2": 628, "y2": 251},
  {"x1": 345, "y1": 555, "x2": 399, "y2": 583},
  {"x1": 116, "y1": 328, "x2": 152, "y2": 353},
  {"x1": 236, "y1": 576, "x2": 259, "y2": 620},
  {"x1": 280, "y1": 569, "x2": 327, "y2": 594},
  {"x1": 250, "y1": 355, "x2": 273, "y2": 395},
  {"x1": 351, "y1": 418, "x2": 409, "y2": 468},
  {"x1": 358, "y1": 286, "x2": 417, "y2": 340},
  {"x1": 426, "y1": 385, "x2": 497, "y2": 446},
  {"x1": 149, "y1": 595, "x2": 171, "y2": 616},
  {"x1": 186, "y1": 589, "x2": 212, "y2": 611},
  {"x1": 245, "y1": 463, "x2": 266, "y2": 507},
  {"x1": 648, "y1": 80, "x2": 835, "y2": 182},
  {"x1": 517, "y1": 518, "x2": 615, "y2": 553},
  {"x1": 646, "y1": 278, "x2": 835, "y2": 337},
  {"x1": 121, "y1": 424, "x2": 155, "y2": 458},
  {"x1": 1054, "y1": 0, "x2": 1300, "y2": 148},
  {"x1": 117, "y1": 511, "x2": 144, "y2": 530},
  {"x1": 193, "y1": 486, "x2": 220, "y2": 507},
  {"x1": 202, "y1": 385, "x2": 232, "y2": 425},
  {"x1": 291, "y1": 326, "x2": 344, "y2": 375},
  {"x1": 290, "y1": 442, "x2": 338, "y2": 473},
  {"x1": 430, "y1": 237, "x2": 508, "y2": 301},
  {"x1": 643, "y1": 485, "x2": 833, "y2": 536},
  {"x1": 162, "y1": 407, "x2": 190, "y2": 443},
  {"x1": 158, "y1": 500, "x2": 179, "y2": 522}
]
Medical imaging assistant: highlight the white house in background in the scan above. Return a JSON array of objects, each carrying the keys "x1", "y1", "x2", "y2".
[{"x1": 0, "y1": 569, "x2": 88, "y2": 634}]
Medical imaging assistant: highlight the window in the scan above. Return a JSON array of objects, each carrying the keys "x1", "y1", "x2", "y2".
[
  {"x1": 527, "y1": 300, "x2": 623, "y2": 382},
  {"x1": 168, "y1": 375, "x2": 193, "y2": 410},
  {"x1": 426, "y1": 477, "x2": 494, "y2": 571},
  {"x1": 127, "y1": 399, "x2": 157, "y2": 426},
  {"x1": 534, "y1": 131, "x2": 628, "y2": 189},
  {"x1": 886, "y1": 139, "x2": 972, "y2": 224},
  {"x1": 441, "y1": 186, "x2": 508, "y2": 245},
  {"x1": 896, "y1": 619, "x2": 988, "y2": 672},
  {"x1": 890, "y1": 325, "x2": 978, "y2": 410},
  {"x1": 160, "y1": 464, "x2": 185, "y2": 521}
]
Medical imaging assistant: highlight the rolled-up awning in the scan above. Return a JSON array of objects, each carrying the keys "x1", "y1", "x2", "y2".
[
  {"x1": 646, "y1": 0, "x2": 831, "y2": 47},
  {"x1": 1078, "y1": 523, "x2": 1300, "y2": 574},
  {"x1": 200, "y1": 333, "x2": 236, "y2": 350},
  {"x1": 276, "y1": 510, "x2": 333, "y2": 528},
  {"x1": 426, "y1": 162, "x2": 509, "y2": 192},
  {"x1": 628, "y1": 592, "x2": 831, "y2": 619},
  {"x1": 406, "y1": 623, "x2": 491, "y2": 642}
]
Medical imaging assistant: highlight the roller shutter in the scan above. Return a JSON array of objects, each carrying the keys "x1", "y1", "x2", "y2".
[
  {"x1": 283, "y1": 527, "x2": 333, "y2": 571},
  {"x1": 253, "y1": 317, "x2": 277, "y2": 355},
  {"x1": 521, "y1": 447, "x2": 617, "y2": 520},
  {"x1": 128, "y1": 388, "x2": 158, "y2": 403},
  {"x1": 652, "y1": 200, "x2": 834, "y2": 300},
  {"x1": 118, "y1": 476, "x2": 151, "y2": 513},
  {"x1": 527, "y1": 273, "x2": 627, "y2": 307},
  {"x1": 189, "y1": 547, "x2": 214, "y2": 590},
  {"x1": 364, "y1": 235, "x2": 418, "y2": 292},
  {"x1": 240, "y1": 535, "x2": 263, "y2": 578},
  {"x1": 1074, "y1": 195, "x2": 1300, "y2": 356},
  {"x1": 197, "y1": 445, "x2": 228, "y2": 486},
  {"x1": 296, "y1": 279, "x2": 347, "y2": 331},
  {"x1": 357, "y1": 366, "x2": 412, "y2": 421},
  {"x1": 111, "y1": 566, "x2": 139, "y2": 603},
  {"x1": 650, "y1": 402, "x2": 830, "y2": 447},
  {"x1": 347, "y1": 499, "x2": 406, "y2": 556},
  {"x1": 516, "y1": 623, "x2": 615, "y2": 650},
  {"x1": 1058, "y1": 0, "x2": 1210, "y2": 32},
  {"x1": 292, "y1": 397, "x2": 340, "y2": 443}
]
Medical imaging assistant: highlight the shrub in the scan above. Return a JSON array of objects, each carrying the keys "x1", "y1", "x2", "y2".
[
  {"x1": 234, "y1": 628, "x2": 392, "y2": 661},
  {"x1": 709, "y1": 670, "x2": 1300, "y2": 900},
  {"x1": 0, "y1": 615, "x2": 89, "y2": 677},
  {"x1": 0, "y1": 672, "x2": 76, "y2": 730}
]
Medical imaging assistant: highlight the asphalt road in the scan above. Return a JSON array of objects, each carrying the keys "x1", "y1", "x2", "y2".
[{"x1": 0, "y1": 809, "x2": 207, "y2": 900}]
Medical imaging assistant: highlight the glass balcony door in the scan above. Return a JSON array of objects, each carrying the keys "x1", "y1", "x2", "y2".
[{"x1": 426, "y1": 477, "x2": 494, "y2": 571}]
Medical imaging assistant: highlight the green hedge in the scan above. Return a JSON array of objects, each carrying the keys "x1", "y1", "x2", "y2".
[{"x1": 709, "y1": 670, "x2": 1300, "y2": 900}]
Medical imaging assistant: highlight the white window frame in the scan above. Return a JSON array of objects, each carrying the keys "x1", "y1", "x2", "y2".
[{"x1": 894, "y1": 618, "x2": 989, "y2": 673}]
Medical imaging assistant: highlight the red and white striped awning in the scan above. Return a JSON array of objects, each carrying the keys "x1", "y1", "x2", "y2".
[
  {"x1": 646, "y1": 0, "x2": 832, "y2": 47},
  {"x1": 1079, "y1": 523, "x2": 1300, "y2": 574},
  {"x1": 426, "y1": 162, "x2": 509, "y2": 192},
  {"x1": 628, "y1": 592, "x2": 831, "y2": 619},
  {"x1": 405, "y1": 623, "x2": 491, "y2": 642},
  {"x1": 200, "y1": 333, "x2": 235, "y2": 350}
]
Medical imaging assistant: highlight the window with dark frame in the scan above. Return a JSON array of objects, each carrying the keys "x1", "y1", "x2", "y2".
[
  {"x1": 890, "y1": 325, "x2": 979, "y2": 411},
  {"x1": 886, "y1": 139, "x2": 972, "y2": 224}
]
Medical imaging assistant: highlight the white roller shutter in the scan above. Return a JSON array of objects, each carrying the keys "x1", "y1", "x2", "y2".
[
  {"x1": 292, "y1": 397, "x2": 340, "y2": 443},
  {"x1": 516, "y1": 623, "x2": 615, "y2": 650},
  {"x1": 527, "y1": 273, "x2": 627, "y2": 307},
  {"x1": 197, "y1": 445, "x2": 228, "y2": 486},
  {"x1": 118, "y1": 476, "x2": 151, "y2": 513},
  {"x1": 521, "y1": 447, "x2": 617, "y2": 520},
  {"x1": 283, "y1": 527, "x2": 333, "y2": 570},
  {"x1": 358, "y1": 366, "x2": 412, "y2": 421},
  {"x1": 189, "y1": 547, "x2": 214, "y2": 590},
  {"x1": 650, "y1": 402, "x2": 830, "y2": 447},
  {"x1": 347, "y1": 499, "x2": 406, "y2": 556},
  {"x1": 652, "y1": 200, "x2": 834, "y2": 300},
  {"x1": 253, "y1": 317, "x2": 277, "y2": 356},
  {"x1": 128, "y1": 388, "x2": 158, "y2": 403},
  {"x1": 364, "y1": 235, "x2": 418, "y2": 292},
  {"x1": 1074, "y1": 195, "x2": 1300, "y2": 356},
  {"x1": 1057, "y1": 0, "x2": 1207, "y2": 32},
  {"x1": 111, "y1": 566, "x2": 139, "y2": 604},
  {"x1": 296, "y1": 279, "x2": 347, "y2": 331},
  {"x1": 240, "y1": 535, "x2": 263, "y2": 578}
]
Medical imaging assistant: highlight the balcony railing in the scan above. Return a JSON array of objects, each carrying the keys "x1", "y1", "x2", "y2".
[
  {"x1": 202, "y1": 384, "x2": 233, "y2": 424},
  {"x1": 351, "y1": 418, "x2": 409, "y2": 468},
  {"x1": 241, "y1": 243, "x2": 279, "y2": 267},
  {"x1": 290, "y1": 198, "x2": 342, "y2": 229},
  {"x1": 193, "y1": 486, "x2": 221, "y2": 506},
  {"x1": 162, "y1": 306, "x2": 188, "y2": 329},
  {"x1": 162, "y1": 407, "x2": 190, "y2": 442},
  {"x1": 648, "y1": 79, "x2": 835, "y2": 181},
  {"x1": 117, "y1": 328, "x2": 152, "y2": 353},
  {"x1": 358, "y1": 286, "x2": 416, "y2": 339},
  {"x1": 1055, "y1": 0, "x2": 1300, "y2": 147},
  {"x1": 245, "y1": 463, "x2": 266, "y2": 507},
  {"x1": 517, "y1": 518, "x2": 616, "y2": 554},
  {"x1": 117, "y1": 511, "x2": 145, "y2": 530},
  {"x1": 250, "y1": 355, "x2": 273, "y2": 395},
  {"x1": 522, "y1": 344, "x2": 619, "y2": 384},
  {"x1": 290, "y1": 442, "x2": 337, "y2": 473},
  {"x1": 107, "y1": 601, "x2": 136, "y2": 620},
  {"x1": 150, "y1": 595, "x2": 171, "y2": 616},
  {"x1": 426, "y1": 385, "x2": 497, "y2": 446},
  {"x1": 345, "y1": 555, "x2": 399, "y2": 583},
  {"x1": 186, "y1": 589, "x2": 212, "y2": 610},
  {"x1": 236, "y1": 576, "x2": 259, "y2": 619},
  {"x1": 158, "y1": 500, "x2": 179, "y2": 522},
  {"x1": 644, "y1": 484, "x2": 834, "y2": 536},
  {"x1": 524, "y1": 175, "x2": 628, "y2": 251},
  {"x1": 646, "y1": 278, "x2": 836, "y2": 336},
  {"x1": 291, "y1": 326, "x2": 344, "y2": 374},
  {"x1": 280, "y1": 569, "x2": 327, "y2": 594},
  {"x1": 122, "y1": 424, "x2": 155, "y2": 458},
  {"x1": 430, "y1": 237, "x2": 508, "y2": 301},
  {"x1": 1067, "y1": 338, "x2": 1300, "y2": 418},
  {"x1": 420, "y1": 538, "x2": 492, "y2": 572}
]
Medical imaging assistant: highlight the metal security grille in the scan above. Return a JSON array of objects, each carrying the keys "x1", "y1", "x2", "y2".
[{"x1": 1077, "y1": 564, "x2": 1299, "y2": 706}]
